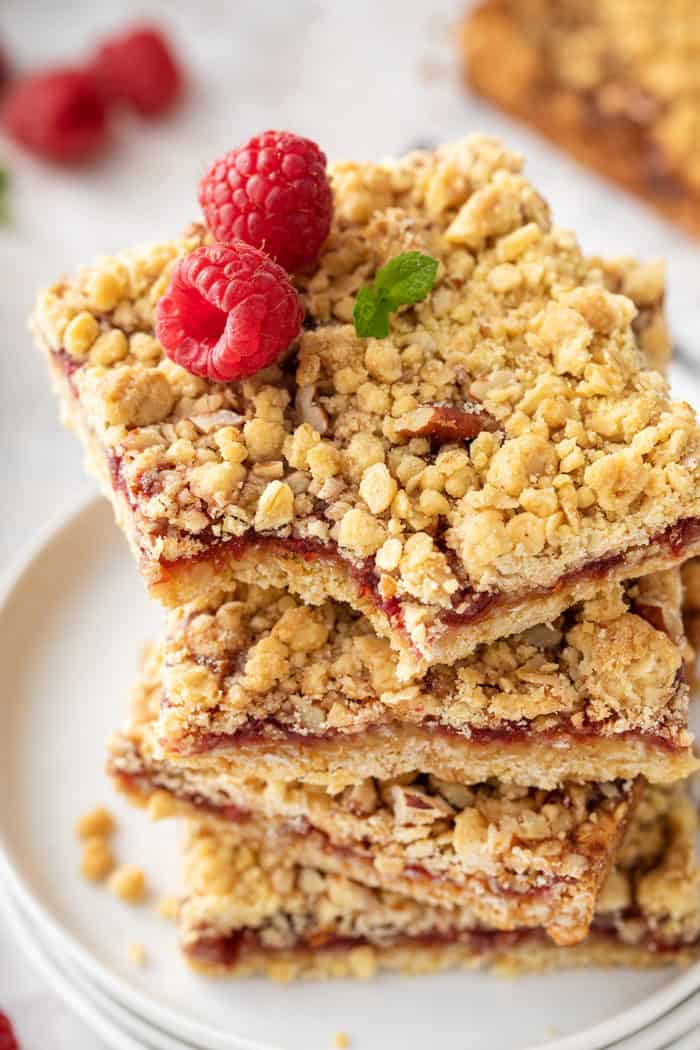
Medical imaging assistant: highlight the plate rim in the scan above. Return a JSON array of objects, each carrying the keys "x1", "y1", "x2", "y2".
[
  {"x1": 1, "y1": 495, "x2": 700, "y2": 1050},
  {"x1": 0, "y1": 863, "x2": 149, "y2": 1050},
  {"x1": 1, "y1": 874, "x2": 205, "y2": 1050}
]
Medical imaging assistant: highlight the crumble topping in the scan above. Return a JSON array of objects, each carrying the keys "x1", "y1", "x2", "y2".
[
  {"x1": 469, "y1": 1, "x2": 700, "y2": 193},
  {"x1": 154, "y1": 571, "x2": 688, "y2": 749},
  {"x1": 178, "y1": 784, "x2": 699, "y2": 964},
  {"x1": 35, "y1": 135, "x2": 697, "y2": 614}
]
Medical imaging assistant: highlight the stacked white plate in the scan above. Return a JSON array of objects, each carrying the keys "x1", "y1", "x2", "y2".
[{"x1": 2, "y1": 352, "x2": 700, "y2": 1049}]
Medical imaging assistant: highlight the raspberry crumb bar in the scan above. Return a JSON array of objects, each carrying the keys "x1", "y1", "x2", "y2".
[
  {"x1": 177, "y1": 784, "x2": 700, "y2": 978},
  {"x1": 120, "y1": 758, "x2": 637, "y2": 946},
  {"x1": 462, "y1": 2, "x2": 700, "y2": 239},
  {"x1": 33, "y1": 137, "x2": 700, "y2": 674},
  {"x1": 110, "y1": 569, "x2": 696, "y2": 789}
]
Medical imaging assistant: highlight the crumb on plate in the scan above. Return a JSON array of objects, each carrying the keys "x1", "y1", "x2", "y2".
[{"x1": 109, "y1": 864, "x2": 147, "y2": 904}]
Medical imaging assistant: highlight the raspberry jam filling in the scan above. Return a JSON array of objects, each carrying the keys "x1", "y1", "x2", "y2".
[
  {"x1": 184, "y1": 926, "x2": 530, "y2": 967},
  {"x1": 165, "y1": 711, "x2": 685, "y2": 758},
  {"x1": 184, "y1": 915, "x2": 697, "y2": 967},
  {"x1": 157, "y1": 514, "x2": 700, "y2": 643}
]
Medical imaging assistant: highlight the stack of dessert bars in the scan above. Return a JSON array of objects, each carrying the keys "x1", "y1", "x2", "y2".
[{"x1": 35, "y1": 136, "x2": 700, "y2": 979}]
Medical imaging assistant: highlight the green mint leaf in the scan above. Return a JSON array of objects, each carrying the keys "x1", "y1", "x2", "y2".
[
  {"x1": 353, "y1": 285, "x2": 390, "y2": 339},
  {"x1": 353, "y1": 251, "x2": 438, "y2": 338},
  {"x1": 374, "y1": 251, "x2": 439, "y2": 309}
]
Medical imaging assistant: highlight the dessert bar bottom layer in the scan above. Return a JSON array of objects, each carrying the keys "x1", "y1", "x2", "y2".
[
  {"x1": 184, "y1": 929, "x2": 699, "y2": 981},
  {"x1": 178, "y1": 785, "x2": 700, "y2": 980}
]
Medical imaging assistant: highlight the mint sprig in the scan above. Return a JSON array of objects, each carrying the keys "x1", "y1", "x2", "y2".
[{"x1": 353, "y1": 251, "x2": 438, "y2": 339}]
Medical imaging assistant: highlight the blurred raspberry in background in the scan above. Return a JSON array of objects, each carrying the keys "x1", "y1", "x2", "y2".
[
  {"x1": 2, "y1": 68, "x2": 107, "y2": 164},
  {"x1": 1, "y1": 21, "x2": 184, "y2": 165},
  {"x1": 91, "y1": 24, "x2": 183, "y2": 117}
]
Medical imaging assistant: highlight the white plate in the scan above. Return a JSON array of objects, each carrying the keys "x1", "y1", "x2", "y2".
[
  {"x1": 0, "y1": 875, "x2": 151, "y2": 1050},
  {"x1": 0, "y1": 875, "x2": 205, "y2": 1050},
  {"x1": 2, "y1": 471, "x2": 700, "y2": 1049},
  {"x1": 10, "y1": 871, "x2": 700, "y2": 1050}
]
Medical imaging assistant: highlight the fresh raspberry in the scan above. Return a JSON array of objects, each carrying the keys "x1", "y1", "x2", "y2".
[
  {"x1": 155, "y1": 243, "x2": 303, "y2": 382},
  {"x1": 2, "y1": 68, "x2": 107, "y2": 164},
  {"x1": 92, "y1": 24, "x2": 182, "y2": 117},
  {"x1": 198, "y1": 130, "x2": 333, "y2": 272},
  {"x1": 0, "y1": 1012, "x2": 19, "y2": 1050}
]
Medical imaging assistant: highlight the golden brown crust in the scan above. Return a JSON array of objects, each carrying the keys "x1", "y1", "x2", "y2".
[
  {"x1": 184, "y1": 936, "x2": 699, "y2": 980},
  {"x1": 35, "y1": 137, "x2": 700, "y2": 668},
  {"x1": 462, "y1": 2, "x2": 700, "y2": 239},
  {"x1": 177, "y1": 784, "x2": 700, "y2": 977}
]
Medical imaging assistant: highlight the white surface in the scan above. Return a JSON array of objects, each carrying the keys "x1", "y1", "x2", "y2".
[
  {"x1": 0, "y1": 881, "x2": 158, "y2": 1050},
  {"x1": 1, "y1": 1, "x2": 700, "y2": 1046},
  {"x1": 3, "y1": 498, "x2": 700, "y2": 1050}
]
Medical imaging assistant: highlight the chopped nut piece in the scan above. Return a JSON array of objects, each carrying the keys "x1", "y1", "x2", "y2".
[
  {"x1": 254, "y1": 480, "x2": 295, "y2": 529},
  {"x1": 295, "y1": 384, "x2": 328, "y2": 433},
  {"x1": 396, "y1": 403, "x2": 498, "y2": 443},
  {"x1": 359, "y1": 462, "x2": 397, "y2": 514}
]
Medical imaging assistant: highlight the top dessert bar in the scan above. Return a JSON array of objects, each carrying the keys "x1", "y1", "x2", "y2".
[
  {"x1": 34, "y1": 136, "x2": 700, "y2": 673},
  {"x1": 463, "y1": 2, "x2": 700, "y2": 239}
]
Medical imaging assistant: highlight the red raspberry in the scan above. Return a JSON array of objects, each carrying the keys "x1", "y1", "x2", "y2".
[
  {"x1": 2, "y1": 68, "x2": 107, "y2": 164},
  {"x1": 92, "y1": 24, "x2": 182, "y2": 117},
  {"x1": 155, "y1": 243, "x2": 303, "y2": 382},
  {"x1": 0, "y1": 1012, "x2": 19, "y2": 1050},
  {"x1": 198, "y1": 130, "x2": 333, "y2": 272}
]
